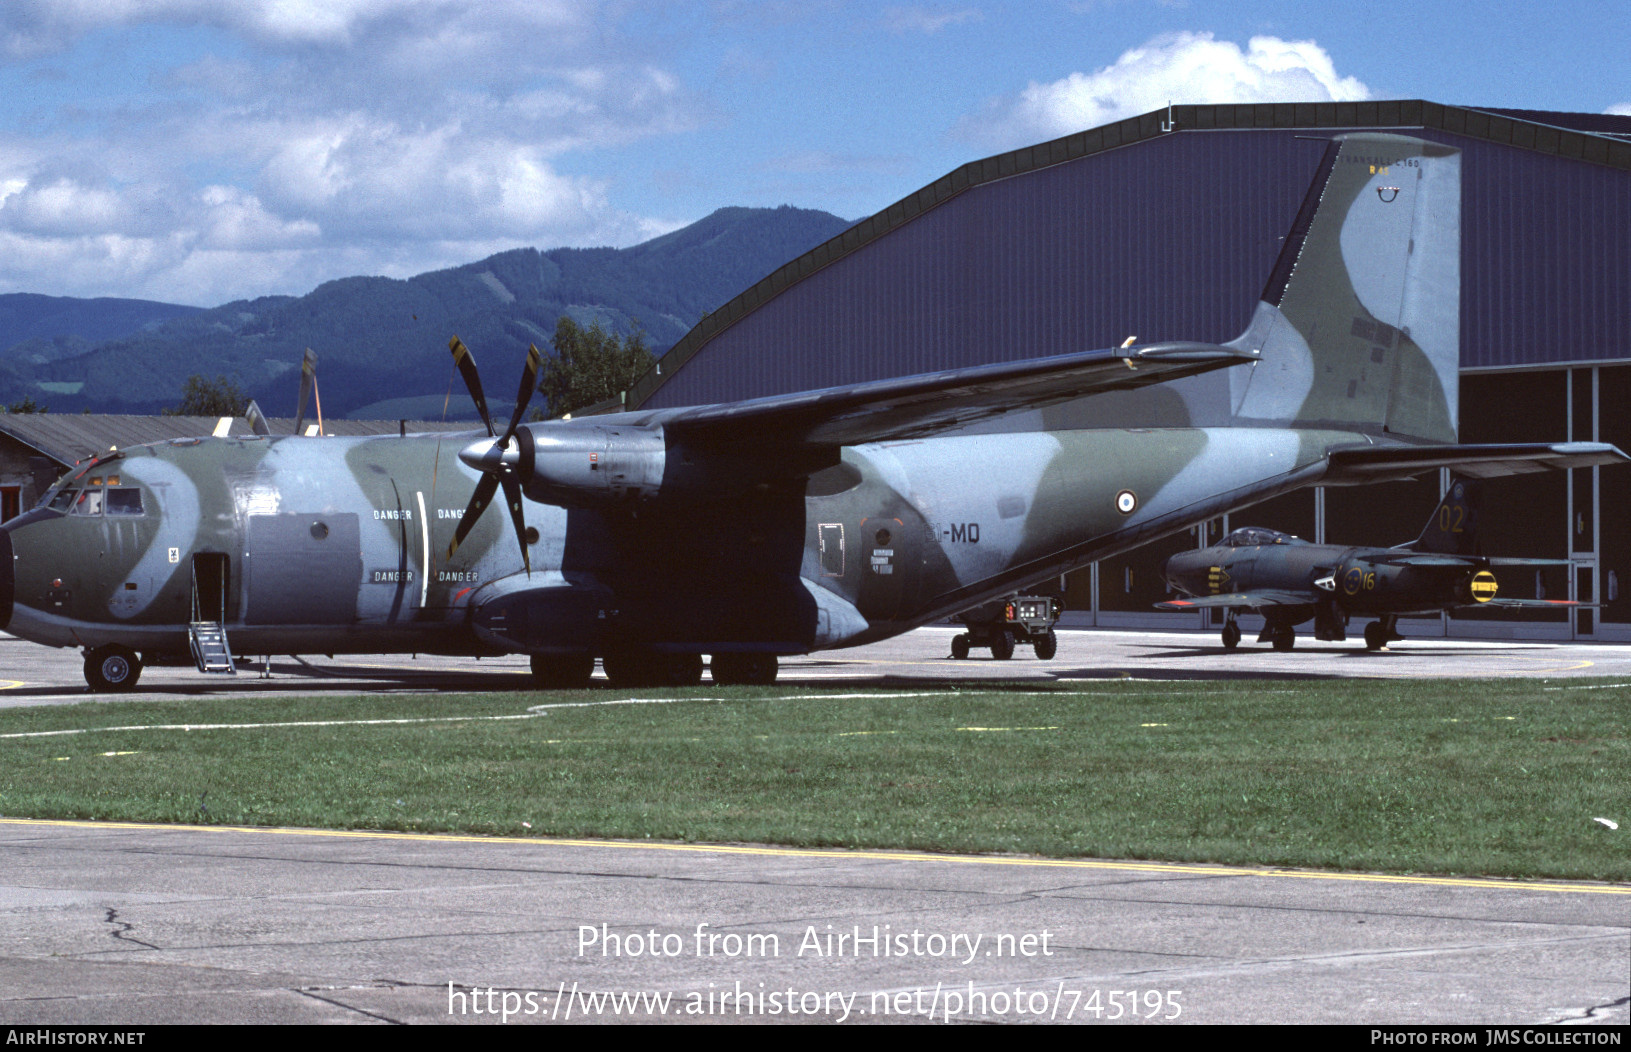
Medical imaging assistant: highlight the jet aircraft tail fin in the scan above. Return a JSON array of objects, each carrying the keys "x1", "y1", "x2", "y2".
[
  {"x1": 1225, "y1": 133, "x2": 1461, "y2": 444},
  {"x1": 1410, "y1": 477, "x2": 1481, "y2": 555}
]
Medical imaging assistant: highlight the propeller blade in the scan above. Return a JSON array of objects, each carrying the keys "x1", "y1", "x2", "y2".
[
  {"x1": 499, "y1": 470, "x2": 532, "y2": 576},
  {"x1": 449, "y1": 336, "x2": 495, "y2": 437},
  {"x1": 294, "y1": 347, "x2": 318, "y2": 435},
  {"x1": 446, "y1": 472, "x2": 499, "y2": 561},
  {"x1": 502, "y1": 343, "x2": 544, "y2": 442}
]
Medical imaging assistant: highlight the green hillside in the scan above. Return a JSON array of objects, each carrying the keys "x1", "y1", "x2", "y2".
[{"x1": 2, "y1": 206, "x2": 850, "y2": 417}]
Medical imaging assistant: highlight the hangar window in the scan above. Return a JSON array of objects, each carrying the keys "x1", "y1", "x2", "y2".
[{"x1": 105, "y1": 489, "x2": 145, "y2": 516}]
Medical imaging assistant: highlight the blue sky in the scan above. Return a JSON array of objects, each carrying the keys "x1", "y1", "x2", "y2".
[{"x1": 0, "y1": 0, "x2": 1624, "y2": 306}]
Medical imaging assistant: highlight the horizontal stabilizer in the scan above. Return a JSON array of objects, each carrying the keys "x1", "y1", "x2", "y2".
[
  {"x1": 1322, "y1": 442, "x2": 1627, "y2": 485},
  {"x1": 1157, "y1": 591, "x2": 1314, "y2": 610},
  {"x1": 663, "y1": 342, "x2": 1255, "y2": 449}
]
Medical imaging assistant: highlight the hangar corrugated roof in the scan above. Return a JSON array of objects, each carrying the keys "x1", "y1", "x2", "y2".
[{"x1": 629, "y1": 100, "x2": 1631, "y2": 409}]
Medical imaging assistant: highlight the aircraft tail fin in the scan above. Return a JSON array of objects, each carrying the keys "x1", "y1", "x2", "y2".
[
  {"x1": 1226, "y1": 133, "x2": 1462, "y2": 443},
  {"x1": 1411, "y1": 477, "x2": 1482, "y2": 555}
]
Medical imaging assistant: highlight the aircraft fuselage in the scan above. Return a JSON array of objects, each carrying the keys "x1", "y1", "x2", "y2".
[{"x1": 1, "y1": 425, "x2": 1358, "y2": 663}]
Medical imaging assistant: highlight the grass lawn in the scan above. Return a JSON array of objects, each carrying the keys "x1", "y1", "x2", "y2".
[{"x1": 0, "y1": 677, "x2": 1625, "y2": 881}]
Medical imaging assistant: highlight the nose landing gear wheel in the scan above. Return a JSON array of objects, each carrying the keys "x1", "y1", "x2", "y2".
[
  {"x1": 84, "y1": 645, "x2": 141, "y2": 692},
  {"x1": 530, "y1": 653, "x2": 595, "y2": 689},
  {"x1": 709, "y1": 653, "x2": 778, "y2": 686}
]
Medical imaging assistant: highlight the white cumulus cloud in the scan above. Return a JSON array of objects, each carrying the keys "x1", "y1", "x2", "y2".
[
  {"x1": 959, "y1": 32, "x2": 1370, "y2": 151},
  {"x1": 0, "y1": 1, "x2": 695, "y2": 303}
]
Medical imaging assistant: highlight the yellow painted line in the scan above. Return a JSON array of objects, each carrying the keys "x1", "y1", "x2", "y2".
[
  {"x1": 2, "y1": 817, "x2": 1625, "y2": 896},
  {"x1": 0, "y1": 680, "x2": 27, "y2": 691}
]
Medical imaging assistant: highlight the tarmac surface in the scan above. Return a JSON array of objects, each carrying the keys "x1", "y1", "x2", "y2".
[
  {"x1": 5, "y1": 625, "x2": 1631, "y2": 706},
  {"x1": 1, "y1": 626, "x2": 1628, "y2": 1026},
  {"x1": 1, "y1": 820, "x2": 1627, "y2": 1026}
]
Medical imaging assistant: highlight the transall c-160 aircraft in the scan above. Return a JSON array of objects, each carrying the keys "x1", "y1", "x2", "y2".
[{"x1": 0, "y1": 133, "x2": 1623, "y2": 691}]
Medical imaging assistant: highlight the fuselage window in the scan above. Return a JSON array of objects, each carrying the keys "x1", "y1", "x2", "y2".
[
  {"x1": 70, "y1": 489, "x2": 104, "y2": 516},
  {"x1": 105, "y1": 488, "x2": 145, "y2": 516}
]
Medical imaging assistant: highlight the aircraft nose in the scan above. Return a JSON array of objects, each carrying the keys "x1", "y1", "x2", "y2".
[{"x1": 0, "y1": 526, "x2": 12, "y2": 632}]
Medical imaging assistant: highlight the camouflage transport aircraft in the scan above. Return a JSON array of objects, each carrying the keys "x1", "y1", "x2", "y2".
[
  {"x1": 1157, "y1": 478, "x2": 1582, "y2": 651},
  {"x1": 0, "y1": 133, "x2": 1622, "y2": 691}
]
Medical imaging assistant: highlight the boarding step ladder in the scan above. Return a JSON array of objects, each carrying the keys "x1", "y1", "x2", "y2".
[{"x1": 188, "y1": 622, "x2": 237, "y2": 675}]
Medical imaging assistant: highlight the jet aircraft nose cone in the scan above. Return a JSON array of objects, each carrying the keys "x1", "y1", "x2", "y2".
[{"x1": 0, "y1": 526, "x2": 12, "y2": 633}]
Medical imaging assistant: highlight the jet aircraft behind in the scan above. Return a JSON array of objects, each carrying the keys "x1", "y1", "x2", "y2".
[
  {"x1": 1158, "y1": 479, "x2": 1583, "y2": 650},
  {"x1": 1, "y1": 133, "x2": 1623, "y2": 690}
]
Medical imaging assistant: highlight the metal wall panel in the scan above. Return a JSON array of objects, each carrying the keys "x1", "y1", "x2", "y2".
[
  {"x1": 642, "y1": 122, "x2": 1630, "y2": 410},
  {"x1": 644, "y1": 131, "x2": 1325, "y2": 408}
]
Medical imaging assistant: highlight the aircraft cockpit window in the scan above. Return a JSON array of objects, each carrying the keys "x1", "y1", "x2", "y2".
[
  {"x1": 104, "y1": 488, "x2": 144, "y2": 516},
  {"x1": 1223, "y1": 527, "x2": 1297, "y2": 547},
  {"x1": 47, "y1": 488, "x2": 78, "y2": 513},
  {"x1": 70, "y1": 489, "x2": 104, "y2": 516}
]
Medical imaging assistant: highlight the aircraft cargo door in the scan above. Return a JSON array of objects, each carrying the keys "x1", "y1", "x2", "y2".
[{"x1": 244, "y1": 513, "x2": 363, "y2": 625}]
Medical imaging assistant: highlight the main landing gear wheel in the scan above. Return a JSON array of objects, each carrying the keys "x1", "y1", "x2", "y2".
[
  {"x1": 602, "y1": 650, "x2": 705, "y2": 688},
  {"x1": 1363, "y1": 622, "x2": 1390, "y2": 651},
  {"x1": 951, "y1": 634, "x2": 971, "y2": 660},
  {"x1": 990, "y1": 630, "x2": 1015, "y2": 661},
  {"x1": 1221, "y1": 620, "x2": 1242, "y2": 650},
  {"x1": 709, "y1": 653, "x2": 778, "y2": 686},
  {"x1": 1033, "y1": 629, "x2": 1058, "y2": 661},
  {"x1": 84, "y1": 644, "x2": 141, "y2": 693},
  {"x1": 530, "y1": 653, "x2": 595, "y2": 689},
  {"x1": 1270, "y1": 626, "x2": 1296, "y2": 652}
]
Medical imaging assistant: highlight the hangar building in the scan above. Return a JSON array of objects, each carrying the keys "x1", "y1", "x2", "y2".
[{"x1": 627, "y1": 101, "x2": 1631, "y2": 641}]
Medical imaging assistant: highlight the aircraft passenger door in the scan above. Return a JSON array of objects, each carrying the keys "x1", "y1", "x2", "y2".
[{"x1": 192, "y1": 553, "x2": 232, "y2": 623}]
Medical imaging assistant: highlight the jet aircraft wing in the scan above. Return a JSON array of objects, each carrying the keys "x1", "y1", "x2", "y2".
[
  {"x1": 1366, "y1": 552, "x2": 1574, "y2": 569},
  {"x1": 1156, "y1": 591, "x2": 1315, "y2": 610},
  {"x1": 657, "y1": 342, "x2": 1256, "y2": 449},
  {"x1": 1321, "y1": 442, "x2": 1625, "y2": 485}
]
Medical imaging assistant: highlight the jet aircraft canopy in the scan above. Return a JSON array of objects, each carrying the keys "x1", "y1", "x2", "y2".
[{"x1": 1220, "y1": 527, "x2": 1306, "y2": 548}]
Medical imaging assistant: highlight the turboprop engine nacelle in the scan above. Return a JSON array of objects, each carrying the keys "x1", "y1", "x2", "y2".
[{"x1": 460, "y1": 422, "x2": 666, "y2": 506}]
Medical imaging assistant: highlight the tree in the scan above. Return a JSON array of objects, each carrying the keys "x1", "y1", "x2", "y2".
[
  {"x1": 164, "y1": 374, "x2": 251, "y2": 417},
  {"x1": 2, "y1": 395, "x2": 47, "y2": 413},
  {"x1": 537, "y1": 317, "x2": 656, "y2": 419}
]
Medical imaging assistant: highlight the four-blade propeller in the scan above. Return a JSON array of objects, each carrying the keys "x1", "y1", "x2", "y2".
[{"x1": 445, "y1": 336, "x2": 543, "y2": 574}]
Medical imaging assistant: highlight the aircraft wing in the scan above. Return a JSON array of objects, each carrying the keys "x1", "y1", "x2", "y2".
[
  {"x1": 1367, "y1": 553, "x2": 1573, "y2": 568},
  {"x1": 1320, "y1": 442, "x2": 1626, "y2": 485},
  {"x1": 658, "y1": 342, "x2": 1256, "y2": 448},
  {"x1": 1156, "y1": 590, "x2": 1315, "y2": 610}
]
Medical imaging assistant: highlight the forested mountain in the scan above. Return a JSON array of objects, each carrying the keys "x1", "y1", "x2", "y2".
[
  {"x1": 0, "y1": 206, "x2": 850, "y2": 418},
  {"x1": 0, "y1": 294, "x2": 203, "y2": 366}
]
